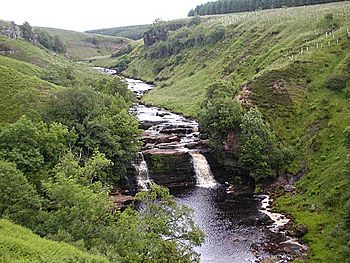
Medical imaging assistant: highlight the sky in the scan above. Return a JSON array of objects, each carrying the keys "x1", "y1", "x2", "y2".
[{"x1": 0, "y1": 0, "x2": 209, "y2": 32}]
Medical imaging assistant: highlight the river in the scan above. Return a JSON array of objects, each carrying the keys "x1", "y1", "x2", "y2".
[{"x1": 92, "y1": 68, "x2": 306, "y2": 262}]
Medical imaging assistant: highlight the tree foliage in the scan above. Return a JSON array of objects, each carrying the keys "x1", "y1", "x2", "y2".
[
  {"x1": 0, "y1": 161, "x2": 41, "y2": 228},
  {"x1": 97, "y1": 185, "x2": 204, "y2": 263},
  {"x1": 19, "y1": 21, "x2": 66, "y2": 53},
  {"x1": 0, "y1": 116, "x2": 75, "y2": 177},
  {"x1": 43, "y1": 86, "x2": 141, "y2": 184},
  {"x1": 200, "y1": 80, "x2": 243, "y2": 151},
  {"x1": 35, "y1": 29, "x2": 66, "y2": 53}
]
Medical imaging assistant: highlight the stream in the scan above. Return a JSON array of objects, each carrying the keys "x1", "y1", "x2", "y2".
[{"x1": 93, "y1": 68, "x2": 307, "y2": 262}]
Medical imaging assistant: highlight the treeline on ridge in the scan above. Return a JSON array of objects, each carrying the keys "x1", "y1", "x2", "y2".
[{"x1": 188, "y1": 0, "x2": 348, "y2": 16}]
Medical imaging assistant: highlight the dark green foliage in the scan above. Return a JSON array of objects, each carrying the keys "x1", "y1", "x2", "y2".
[
  {"x1": 325, "y1": 73, "x2": 348, "y2": 91},
  {"x1": 106, "y1": 185, "x2": 204, "y2": 263},
  {"x1": 114, "y1": 59, "x2": 129, "y2": 73},
  {"x1": 200, "y1": 83, "x2": 290, "y2": 181},
  {"x1": 146, "y1": 24, "x2": 224, "y2": 59},
  {"x1": 40, "y1": 63, "x2": 75, "y2": 86},
  {"x1": 188, "y1": 0, "x2": 348, "y2": 16},
  {"x1": 0, "y1": 116, "x2": 75, "y2": 176},
  {"x1": 19, "y1": 22, "x2": 66, "y2": 53},
  {"x1": 188, "y1": 16, "x2": 202, "y2": 27},
  {"x1": 239, "y1": 108, "x2": 275, "y2": 180},
  {"x1": 206, "y1": 26, "x2": 226, "y2": 44},
  {"x1": 200, "y1": 80, "x2": 243, "y2": 151},
  {"x1": 35, "y1": 29, "x2": 66, "y2": 53},
  {"x1": 19, "y1": 22, "x2": 35, "y2": 42},
  {"x1": 43, "y1": 86, "x2": 141, "y2": 184},
  {"x1": 0, "y1": 161, "x2": 41, "y2": 228},
  {"x1": 39, "y1": 153, "x2": 115, "y2": 245}
]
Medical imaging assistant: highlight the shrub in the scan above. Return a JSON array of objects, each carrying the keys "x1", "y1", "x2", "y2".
[
  {"x1": 325, "y1": 73, "x2": 348, "y2": 91},
  {"x1": 206, "y1": 26, "x2": 226, "y2": 44}
]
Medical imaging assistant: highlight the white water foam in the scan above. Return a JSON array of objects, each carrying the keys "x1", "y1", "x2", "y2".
[
  {"x1": 191, "y1": 153, "x2": 218, "y2": 188},
  {"x1": 132, "y1": 153, "x2": 152, "y2": 190},
  {"x1": 259, "y1": 195, "x2": 290, "y2": 232}
]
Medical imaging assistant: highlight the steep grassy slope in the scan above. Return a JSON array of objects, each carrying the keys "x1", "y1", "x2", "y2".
[
  {"x1": 121, "y1": 2, "x2": 350, "y2": 116},
  {"x1": 0, "y1": 35, "x2": 59, "y2": 67},
  {"x1": 0, "y1": 63, "x2": 59, "y2": 124},
  {"x1": 37, "y1": 27, "x2": 132, "y2": 60},
  {"x1": 0, "y1": 37, "x2": 64, "y2": 124},
  {"x1": 0, "y1": 219, "x2": 108, "y2": 263},
  {"x1": 114, "y1": 2, "x2": 350, "y2": 262},
  {"x1": 0, "y1": 30, "x2": 122, "y2": 124}
]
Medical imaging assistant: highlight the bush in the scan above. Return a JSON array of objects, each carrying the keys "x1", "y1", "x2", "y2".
[
  {"x1": 325, "y1": 73, "x2": 348, "y2": 91},
  {"x1": 206, "y1": 26, "x2": 226, "y2": 44}
]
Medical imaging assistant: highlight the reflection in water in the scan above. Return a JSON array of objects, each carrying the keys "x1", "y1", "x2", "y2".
[{"x1": 171, "y1": 187, "x2": 267, "y2": 263}]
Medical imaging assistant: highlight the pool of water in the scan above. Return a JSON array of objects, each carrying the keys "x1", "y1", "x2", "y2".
[{"x1": 170, "y1": 186, "x2": 269, "y2": 263}]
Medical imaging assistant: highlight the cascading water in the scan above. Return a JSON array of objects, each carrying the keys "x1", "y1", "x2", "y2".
[
  {"x1": 132, "y1": 153, "x2": 151, "y2": 190},
  {"x1": 121, "y1": 76, "x2": 306, "y2": 262},
  {"x1": 190, "y1": 153, "x2": 218, "y2": 188}
]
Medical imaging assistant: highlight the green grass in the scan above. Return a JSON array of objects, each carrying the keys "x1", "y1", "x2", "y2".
[
  {"x1": 0, "y1": 219, "x2": 109, "y2": 263},
  {"x1": 0, "y1": 36, "x2": 58, "y2": 67},
  {"x1": 118, "y1": 2, "x2": 350, "y2": 117},
  {"x1": 0, "y1": 64, "x2": 60, "y2": 124},
  {"x1": 0, "y1": 55, "x2": 42, "y2": 77},
  {"x1": 37, "y1": 27, "x2": 133, "y2": 60}
]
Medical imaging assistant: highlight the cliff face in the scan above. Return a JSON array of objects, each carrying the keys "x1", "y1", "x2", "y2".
[{"x1": 144, "y1": 150, "x2": 196, "y2": 187}]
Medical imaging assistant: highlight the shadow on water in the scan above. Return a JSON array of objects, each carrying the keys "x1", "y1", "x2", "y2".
[{"x1": 170, "y1": 186, "x2": 268, "y2": 263}]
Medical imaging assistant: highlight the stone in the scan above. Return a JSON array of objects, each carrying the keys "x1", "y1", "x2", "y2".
[
  {"x1": 0, "y1": 20, "x2": 21, "y2": 39},
  {"x1": 143, "y1": 151, "x2": 196, "y2": 187}
]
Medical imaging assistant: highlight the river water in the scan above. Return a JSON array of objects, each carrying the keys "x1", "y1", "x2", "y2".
[
  {"x1": 124, "y1": 77, "x2": 290, "y2": 263},
  {"x1": 92, "y1": 68, "x2": 305, "y2": 262}
]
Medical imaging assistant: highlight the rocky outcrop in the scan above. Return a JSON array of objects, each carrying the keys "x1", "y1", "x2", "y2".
[
  {"x1": 143, "y1": 150, "x2": 196, "y2": 187},
  {"x1": 143, "y1": 21, "x2": 188, "y2": 46},
  {"x1": 0, "y1": 20, "x2": 21, "y2": 39},
  {"x1": 143, "y1": 28, "x2": 167, "y2": 46}
]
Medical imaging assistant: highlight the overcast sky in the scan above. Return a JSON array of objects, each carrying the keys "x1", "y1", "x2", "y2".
[{"x1": 0, "y1": 0, "x2": 209, "y2": 32}]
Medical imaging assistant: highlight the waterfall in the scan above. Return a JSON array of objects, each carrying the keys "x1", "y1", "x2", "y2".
[
  {"x1": 191, "y1": 153, "x2": 218, "y2": 188},
  {"x1": 132, "y1": 153, "x2": 151, "y2": 190}
]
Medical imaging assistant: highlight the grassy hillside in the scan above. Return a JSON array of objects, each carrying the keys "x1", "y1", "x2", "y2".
[
  {"x1": 0, "y1": 63, "x2": 59, "y2": 124},
  {"x1": 0, "y1": 35, "x2": 60, "y2": 67},
  {"x1": 37, "y1": 27, "x2": 133, "y2": 60},
  {"x1": 119, "y1": 2, "x2": 350, "y2": 116},
  {"x1": 0, "y1": 36, "x2": 62, "y2": 124},
  {"x1": 0, "y1": 219, "x2": 108, "y2": 263},
  {"x1": 86, "y1": 24, "x2": 151, "y2": 40},
  {"x1": 0, "y1": 31, "x2": 114, "y2": 125},
  {"x1": 111, "y1": 2, "x2": 350, "y2": 262}
]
